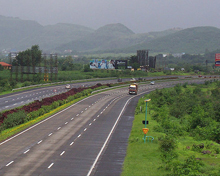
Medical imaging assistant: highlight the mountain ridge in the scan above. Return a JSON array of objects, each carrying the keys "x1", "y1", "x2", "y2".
[{"x1": 0, "y1": 15, "x2": 219, "y2": 54}]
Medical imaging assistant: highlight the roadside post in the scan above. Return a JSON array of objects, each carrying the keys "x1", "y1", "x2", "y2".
[{"x1": 143, "y1": 99, "x2": 151, "y2": 143}]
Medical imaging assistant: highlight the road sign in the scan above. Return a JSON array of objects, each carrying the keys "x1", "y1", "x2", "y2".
[
  {"x1": 142, "y1": 120, "x2": 149, "y2": 125},
  {"x1": 215, "y1": 53, "x2": 220, "y2": 66},
  {"x1": 142, "y1": 128, "x2": 149, "y2": 134}
]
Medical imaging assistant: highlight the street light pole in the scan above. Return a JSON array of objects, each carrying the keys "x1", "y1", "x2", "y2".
[
  {"x1": 143, "y1": 99, "x2": 151, "y2": 143},
  {"x1": 145, "y1": 99, "x2": 151, "y2": 127}
]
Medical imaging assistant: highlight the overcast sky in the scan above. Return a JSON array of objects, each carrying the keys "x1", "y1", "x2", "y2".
[{"x1": 0, "y1": 0, "x2": 219, "y2": 33}]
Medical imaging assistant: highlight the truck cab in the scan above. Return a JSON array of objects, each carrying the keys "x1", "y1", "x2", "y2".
[{"x1": 129, "y1": 83, "x2": 138, "y2": 95}]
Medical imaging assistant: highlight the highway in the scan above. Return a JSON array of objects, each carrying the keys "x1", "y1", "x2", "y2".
[
  {"x1": 0, "y1": 79, "x2": 116, "y2": 112},
  {"x1": 0, "y1": 77, "x2": 217, "y2": 175},
  {"x1": 0, "y1": 75, "x2": 191, "y2": 112}
]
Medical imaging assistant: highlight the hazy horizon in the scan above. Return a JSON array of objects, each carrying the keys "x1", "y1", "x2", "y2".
[{"x1": 0, "y1": 0, "x2": 220, "y2": 33}]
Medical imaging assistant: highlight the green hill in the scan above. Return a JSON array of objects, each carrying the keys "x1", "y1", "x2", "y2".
[
  {"x1": 0, "y1": 15, "x2": 43, "y2": 50},
  {"x1": 55, "y1": 24, "x2": 179, "y2": 53},
  {"x1": 0, "y1": 16, "x2": 94, "y2": 51},
  {"x1": 122, "y1": 26, "x2": 220, "y2": 54},
  {"x1": 20, "y1": 23, "x2": 94, "y2": 52},
  {"x1": 0, "y1": 15, "x2": 220, "y2": 54}
]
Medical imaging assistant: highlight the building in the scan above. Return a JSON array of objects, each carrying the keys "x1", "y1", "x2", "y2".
[{"x1": 0, "y1": 62, "x2": 12, "y2": 70}]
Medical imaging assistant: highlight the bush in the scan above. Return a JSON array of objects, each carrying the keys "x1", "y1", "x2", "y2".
[
  {"x1": 42, "y1": 105, "x2": 53, "y2": 113},
  {"x1": 67, "y1": 95, "x2": 75, "y2": 102},
  {"x1": 82, "y1": 89, "x2": 92, "y2": 96},
  {"x1": 191, "y1": 143, "x2": 204, "y2": 152},
  {"x1": 174, "y1": 84, "x2": 182, "y2": 94},
  {"x1": 38, "y1": 108, "x2": 45, "y2": 116},
  {"x1": 9, "y1": 80, "x2": 18, "y2": 88},
  {"x1": 182, "y1": 82, "x2": 188, "y2": 88},
  {"x1": 168, "y1": 155, "x2": 204, "y2": 176},
  {"x1": 193, "y1": 87, "x2": 202, "y2": 95},
  {"x1": 27, "y1": 110, "x2": 40, "y2": 120},
  {"x1": 22, "y1": 81, "x2": 32, "y2": 87},
  {"x1": 214, "y1": 147, "x2": 220, "y2": 154},
  {"x1": 58, "y1": 100, "x2": 65, "y2": 106},
  {"x1": 0, "y1": 124, "x2": 5, "y2": 133},
  {"x1": 3, "y1": 110, "x2": 27, "y2": 129},
  {"x1": 210, "y1": 124, "x2": 220, "y2": 143},
  {"x1": 52, "y1": 101, "x2": 60, "y2": 109},
  {"x1": 74, "y1": 93, "x2": 82, "y2": 99},
  {"x1": 159, "y1": 135, "x2": 178, "y2": 163},
  {"x1": 211, "y1": 88, "x2": 220, "y2": 99}
]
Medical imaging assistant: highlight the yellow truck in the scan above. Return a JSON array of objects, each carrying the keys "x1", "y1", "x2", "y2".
[{"x1": 128, "y1": 83, "x2": 138, "y2": 95}]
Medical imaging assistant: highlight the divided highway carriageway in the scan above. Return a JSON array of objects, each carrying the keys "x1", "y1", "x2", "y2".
[{"x1": 0, "y1": 77, "x2": 217, "y2": 176}]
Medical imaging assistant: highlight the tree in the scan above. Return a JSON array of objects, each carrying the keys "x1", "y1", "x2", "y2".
[
  {"x1": 128, "y1": 55, "x2": 140, "y2": 70},
  {"x1": 129, "y1": 55, "x2": 138, "y2": 64},
  {"x1": 83, "y1": 64, "x2": 93, "y2": 72},
  {"x1": 0, "y1": 65, "x2": 3, "y2": 71},
  {"x1": 14, "y1": 45, "x2": 42, "y2": 66},
  {"x1": 31, "y1": 45, "x2": 42, "y2": 66}
]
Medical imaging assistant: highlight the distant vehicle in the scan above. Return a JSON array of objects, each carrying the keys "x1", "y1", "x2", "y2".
[
  {"x1": 130, "y1": 78, "x2": 136, "y2": 82},
  {"x1": 129, "y1": 83, "x2": 138, "y2": 95},
  {"x1": 118, "y1": 78, "x2": 122, "y2": 82},
  {"x1": 65, "y1": 84, "x2": 71, "y2": 89},
  {"x1": 198, "y1": 75, "x2": 202, "y2": 77},
  {"x1": 138, "y1": 77, "x2": 143, "y2": 81},
  {"x1": 150, "y1": 81, "x2": 155, "y2": 85}
]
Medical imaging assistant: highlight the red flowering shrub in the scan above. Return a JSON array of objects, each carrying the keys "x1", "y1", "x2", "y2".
[{"x1": 0, "y1": 83, "x2": 105, "y2": 125}]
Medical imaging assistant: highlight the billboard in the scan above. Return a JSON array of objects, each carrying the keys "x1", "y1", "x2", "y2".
[
  {"x1": 115, "y1": 60, "x2": 127, "y2": 69},
  {"x1": 90, "y1": 59, "x2": 115, "y2": 69},
  {"x1": 215, "y1": 53, "x2": 220, "y2": 66}
]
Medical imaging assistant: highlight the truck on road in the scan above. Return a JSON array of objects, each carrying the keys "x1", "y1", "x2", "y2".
[{"x1": 128, "y1": 83, "x2": 138, "y2": 95}]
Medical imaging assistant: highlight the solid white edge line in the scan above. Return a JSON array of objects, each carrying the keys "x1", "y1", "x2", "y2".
[
  {"x1": 86, "y1": 96, "x2": 132, "y2": 176},
  {"x1": 87, "y1": 90, "x2": 150, "y2": 176},
  {"x1": 0, "y1": 95, "x2": 94, "y2": 146}
]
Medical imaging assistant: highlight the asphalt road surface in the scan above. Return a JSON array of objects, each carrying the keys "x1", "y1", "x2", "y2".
[
  {"x1": 0, "y1": 77, "x2": 217, "y2": 176},
  {"x1": 0, "y1": 79, "x2": 116, "y2": 112},
  {"x1": 0, "y1": 75, "x2": 184, "y2": 112}
]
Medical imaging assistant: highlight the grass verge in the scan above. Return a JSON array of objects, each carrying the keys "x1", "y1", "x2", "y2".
[{"x1": 121, "y1": 96, "x2": 220, "y2": 176}]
